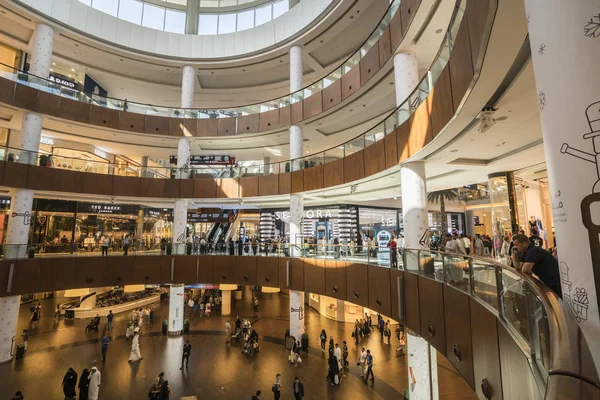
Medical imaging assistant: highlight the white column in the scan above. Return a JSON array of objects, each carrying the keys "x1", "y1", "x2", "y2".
[
  {"x1": 393, "y1": 51, "x2": 419, "y2": 117},
  {"x1": 407, "y1": 332, "x2": 439, "y2": 400},
  {"x1": 136, "y1": 209, "x2": 144, "y2": 247},
  {"x1": 0, "y1": 296, "x2": 20, "y2": 363},
  {"x1": 168, "y1": 284, "x2": 184, "y2": 335},
  {"x1": 181, "y1": 66, "x2": 195, "y2": 109},
  {"x1": 263, "y1": 156, "x2": 271, "y2": 175},
  {"x1": 289, "y1": 290, "x2": 305, "y2": 341},
  {"x1": 172, "y1": 199, "x2": 187, "y2": 254},
  {"x1": 221, "y1": 290, "x2": 232, "y2": 316},
  {"x1": 525, "y1": 0, "x2": 600, "y2": 368},
  {"x1": 401, "y1": 162, "x2": 428, "y2": 271},
  {"x1": 29, "y1": 23, "x2": 54, "y2": 79}
]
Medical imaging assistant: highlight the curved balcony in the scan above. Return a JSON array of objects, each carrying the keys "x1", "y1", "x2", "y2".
[
  {"x1": 0, "y1": 0, "x2": 484, "y2": 200},
  {"x1": 1, "y1": 0, "x2": 426, "y2": 136},
  {"x1": 0, "y1": 245, "x2": 597, "y2": 399}
]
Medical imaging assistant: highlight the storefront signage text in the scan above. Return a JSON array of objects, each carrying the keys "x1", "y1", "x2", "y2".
[
  {"x1": 40, "y1": 136, "x2": 54, "y2": 145},
  {"x1": 275, "y1": 209, "x2": 333, "y2": 221},
  {"x1": 380, "y1": 217, "x2": 397, "y2": 227},
  {"x1": 49, "y1": 75, "x2": 76, "y2": 89},
  {"x1": 88, "y1": 204, "x2": 121, "y2": 214},
  {"x1": 94, "y1": 148, "x2": 107, "y2": 159}
]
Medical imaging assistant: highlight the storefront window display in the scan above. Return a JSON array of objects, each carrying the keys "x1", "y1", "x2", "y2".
[
  {"x1": 47, "y1": 147, "x2": 110, "y2": 174},
  {"x1": 0, "y1": 43, "x2": 21, "y2": 75},
  {"x1": 0, "y1": 197, "x2": 12, "y2": 248},
  {"x1": 115, "y1": 156, "x2": 141, "y2": 177}
]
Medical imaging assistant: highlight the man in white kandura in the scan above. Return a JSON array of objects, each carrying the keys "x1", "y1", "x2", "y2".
[{"x1": 128, "y1": 328, "x2": 143, "y2": 363}]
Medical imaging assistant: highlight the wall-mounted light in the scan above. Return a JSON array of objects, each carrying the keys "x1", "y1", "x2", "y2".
[
  {"x1": 353, "y1": 290, "x2": 360, "y2": 299},
  {"x1": 332, "y1": 286, "x2": 338, "y2": 293},
  {"x1": 376, "y1": 298, "x2": 382, "y2": 306}
]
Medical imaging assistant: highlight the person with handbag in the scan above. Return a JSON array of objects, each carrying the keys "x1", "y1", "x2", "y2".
[{"x1": 271, "y1": 373, "x2": 281, "y2": 399}]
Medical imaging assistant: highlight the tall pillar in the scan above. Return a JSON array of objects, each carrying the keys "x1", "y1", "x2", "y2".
[
  {"x1": 181, "y1": 66, "x2": 195, "y2": 109},
  {"x1": 168, "y1": 284, "x2": 184, "y2": 335},
  {"x1": 401, "y1": 162, "x2": 428, "y2": 250},
  {"x1": 289, "y1": 290, "x2": 304, "y2": 341},
  {"x1": 221, "y1": 289, "x2": 232, "y2": 316},
  {"x1": 488, "y1": 172, "x2": 519, "y2": 255},
  {"x1": 465, "y1": 210, "x2": 475, "y2": 237},
  {"x1": 185, "y1": 0, "x2": 199, "y2": 34},
  {"x1": 136, "y1": 209, "x2": 144, "y2": 249},
  {"x1": 407, "y1": 332, "x2": 439, "y2": 399},
  {"x1": 525, "y1": 0, "x2": 600, "y2": 367},
  {"x1": 140, "y1": 156, "x2": 149, "y2": 178},
  {"x1": 393, "y1": 51, "x2": 419, "y2": 112},
  {"x1": 263, "y1": 156, "x2": 271, "y2": 175}
]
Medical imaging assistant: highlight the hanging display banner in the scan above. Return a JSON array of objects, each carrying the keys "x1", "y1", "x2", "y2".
[{"x1": 525, "y1": 0, "x2": 600, "y2": 368}]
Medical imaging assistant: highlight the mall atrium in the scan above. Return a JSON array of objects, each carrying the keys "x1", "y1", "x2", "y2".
[{"x1": 0, "y1": 0, "x2": 597, "y2": 399}]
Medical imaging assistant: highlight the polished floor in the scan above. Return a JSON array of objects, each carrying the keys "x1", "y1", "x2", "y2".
[{"x1": 3, "y1": 290, "x2": 477, "y2": 399}]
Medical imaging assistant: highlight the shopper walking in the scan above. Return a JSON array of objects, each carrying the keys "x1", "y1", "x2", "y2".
[
  {"x1": 225, "y1": 320, "x2": 231, "y2": 343},
  {"x1": 292, "y1": 377, "x2": 304, "y2": 400},
  {"x1": 253, "y1": 297, "x2": 259, "y2": 314},
  {"x1": 342, "y1": 341, "x2": 349, "y2": 370},
  {"x1": 78, "y1": 368, "x2": 90, "y2": 400},
  {"x1": 319, "y1": 329, "x2": 327, "y2": 353},
  {"x1": 158, "y1": 380, "x2": 171, "y2": 400},
  {"x1": 100, "y1": 335, "x2": 110, "y2": 362},
  {"x1": 106, "y1": 311, "x2": 114, "y2": 331},
  {"x1": 128, "y1": 328, "x2": 143, "y2": 363},
  {"x1": 328, "y1": 353, "x2": 340, "y2": 385},
  {"x1": 62, "y1": 368, "x2": 78, "y2": 400},
  {"x1": 359, "y1": 348, "x2": 367, "y2": 377},
  {"x1": 384, "y1": 322, "x2": 391, "y2": 345},
  {"x1": 252, "y1": 390, "x2": 261, "y2": 400},
  {"x1": 180, "y1": 340, "x2": 191, "y2": 369},
  {"x1": 272, "y1": 373, "x2": 282, "y2": 400},
  {"x1": 334, "y1": 343, "x2": 342, "y2": 371},
  {"x1": 88, "y1": 367, "x2": 101, "y2": 400},
  {"x1": 364, "y1": 350, "x2": 374, "y2": 383},
  {"x1": 101, "y1": 236, "x2": 109, "y2": 256}
]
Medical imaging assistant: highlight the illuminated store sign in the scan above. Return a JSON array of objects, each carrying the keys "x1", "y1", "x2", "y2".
[
  {"x1": 40, "y1": 136, "x2": 54, "y2": 145},
  {"x1": 94, "y1": 148, "x2": 107, "y2": 159},
  {"x1": 49, "y1": 75, "x2": 76, "y2": 88},
  {"x1": 88, "y1": 204, "x2": 121, "y2": 214},
  {"x1": 275, "y1": 209, "x2": 333, "y2": 221}
]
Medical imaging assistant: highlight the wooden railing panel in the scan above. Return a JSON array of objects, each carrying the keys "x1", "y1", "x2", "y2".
[
  {"x1": 341, "y1": 64, "x2": 361, "y2": 100},
  {"x1": 81, "y1": 173, "x2": 113, "y2": 195},
  {"x1": 105, "y1": 256, "x2": 136, "y2": 286},
  {"x1": 324, "y1": 158, "x2": 344, "y2": 187},
  {"x1": 0, "y1": 77, "x2": 15, "y2": 105},
  {"x1": 345, "y1": 262, "x2": 370, "y2": 308},
  {"x1": 194, "y1": 178, "x2": 218, "y2": 198},
  {"x1": 400, "y1": 0, "x2": 421, "y2": 32},
  {"x1": 279, "y1": 106, "x2": 291, "y2": 127},
  {"x1": 133, "y1": 256, "x2": 162, "y2": 285},
  {"x1": 218, "y1": 117, "x2": 236, "y2": 136},
  {"x1": 259, "y1": 109, "x2": 279, "y2": 132},
  {"x1": 37, "y1": 91, "x2": 60, "y2": 116},
  {"x1": 323, "y1": 80, "x2": 342, "y2": 111},
  {"x1": 404, "y1": 272, "x2": 421, "y2": 335},
  {"x1": 213, "y1": 256, "x2": 236, "y2": 283},
  {"x1": 303, "y1": 92, "x2": 323, "y2": 120},
  {"x1": 13, "y1": 84, "x2": 38, "y2": 111},
  {"x1": 360, "y1": 45, "x2": 380, "y2": 86},
  {"x1": 164, "y1": 178, "x2": 180, "y2": 198},
  {"x1": 408, "y1": 101, "x2": 433, "y2": 157},
  {"x1": 303, "y1": 165, "x2": 324, "y2": 192},
  {"x1": 384, "y1": 128, "x2": 398, "y2": 169},
  {"x1": 279, "y1": 172, "x2": 291, "y2": 195},
  {"x1": 291, "y1": 170, "x2": 304, "y2": 193},
  {"x1": 113, "y1": 175, "x2": 141, "y2": 197},
  {"x1": 368, "y1": 265, "x2": 392, "y2": 318},
  {"x1": 216, "y1": 178, "x2": 239, "y2": 198},
  {"x1": 291, "y1": 101, "x2": 303, "y2": 124},
  {"x1": 238, "y1": 114, "x2": 259, "y2": 134},
  {"x1": 390, "y1": 269, "x2": 405, "y2": 323},
  {"x1": 91, "y1": 106, "x2": 119, "y2": 130},
  {"x1": 378, "y1": 26, "x2": 392, "y2": 67},
  {"x1": 466, "y1": 0, "x2": 491, "y2": 69},
  {"x1": 290, "y1": 258, "x2": 305, "y2": 291},
  {"x1": 364, "y1": 140, "x2": 386, "y2": 176},
  {"x1": 198, "y1": 255, "x2": 214, "y2": 283},
  {"x1": 2, "y1": 162, "x2": 29, "y2": 189},
  {"x1": 428, "y1": 65, "x2": 455, "y2": 138},
  {"x1": 448, "y1": 17, "x2": 474, "y2": 111},
  {"x1": 444, "y1": 285, "x2": 475, "y2": 389},
  {"x1": 234, "y1": 256, "x2": 258, "y2": 286},
  {"x1": 304, "y1": 258, "x2": 325, "y2": 295},
  {"x1": 257, "y1": 257, "x2": 279, "y2": 288},
  {"x1": 389, "y1": 6, "x2": 404, "y2": 50},
  {"x1": 240, "y1": 176, "x2": 259, "y2": 198},
  {"x1": 344, "y1": 150, "x2": 365, "y2": 183},
  {"x1": 118, "y1": 111, "x2": 145, "y2": 132},
  {"x1": 259, "y1": 174, "x2": 279, "y2": 196},
  {"x1": 59, "y1": 98, "x2": 91, "y2": 124},
  {"x1": 324, "y1": 260, "x2": 347, "y2": 301},
  {"x1": 139, "y1": 177, "x2": 166, "y2": 198},
  {"x1": 418, "y1": 276, "x2": 447, "y2": 356}
]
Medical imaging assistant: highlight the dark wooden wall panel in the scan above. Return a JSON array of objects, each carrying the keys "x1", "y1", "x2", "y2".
[
  {"x1": 257, "y1": 257, "x2": 279, "y2": 288},
  {"x1": 360, "y1": 45, "x2": 380, "y2": 86},
  {"x1": 404, "y1": 272, "x2": 421, "y2": 334},
  {"x1": 104, "y1": 257, "x2": 135, "y2": 286},
  {"x1": 197, "y1": 118, "x2": 219, "y2": 137},
  {"x1": 324, "y1": 260, "x2": 347, "y2": 300},
  {"x1": 279, "y1": 106, "x2": 291, "y2": 127},
  {"x1": 259, "y1": 109, "x2": 279, "y2": 132},
  {"x1": 140, "y1": 177, "x2": 165, "y2": 198},
  {"x1": 197, "y1": 255, "x2": 214, "y2": 283},
  {"x1": 28, "y1": 165, "x2": 80, "y2": 193},
  {"x1": 396, "y1": 122, "x2": 410, "y2": 162},
  {"x1": 10, "y1": 260, "x2": 39, "y2": 294},
  {"x1": 178, "y1": 179, "x2": 194, "y2": 197},
  {"x1": 324, "y1": 159, "x2": 344, "y2": 187},
  {"x1": 160, "y1": 257, "x2": 174, "y2": 283},
  {"x1": 133, "y1": 256, "x2": 162, "y2": 285},
  {"x1": 13, "y1": 84, "x2": 38, "y2": 111},
  {"x1": 113, "y1": 175, "x2": 141, "y2": 197},
  {"x1": 213, "y1": 256, "x2": 235, "y2": 283},
  {"x1": 418, "y1": 276, "x2": 446, "y2": 355},
  {"x1": 35, "y1": 258, "x2": 75, "y2": 292},
  {"x1": 428, "y1": 66, "x2": 454, "y2": 137},
  {"x1": 466, "y1": 0, "x2": 490, "y2": 69},
  {"x1": 91, "y1": 106, "x2": 119, "y2": 130},
  {"x1": 346, "y1": 263, "x2": 369, "y2": 308},
  {"x1": 368, "y1": 266, "x2": 392, "y2": 318},
  {"x1": 291, "y1": 102, "x2": 303, "y2": 124},
  {"x1": 390, "y1": 270, "x2": 405, "y2": 323},
  {"x1": 384, "y1": 129, "x2": 398, "y2": 169},
  {"x1": 470, "y1": 298, "x2": 503, "y2": 400},
  {"x1": 323, "y1": 80, "x2": 342, "y2": 111},
  {"x1": 279, "y1": 172, "x2": 291, "y2": 194},
  {"x1": 259, "y1": 174, "x2": 279, "y2": 196},
  {"x1": 444, "y1": 285, "x2": 474, "y2": 389},
  {"x1": 174, "y1": 256, "x2": 197, "y2": 283},
  {"x1": 117, "y1": 111, "x2": 144, "y2": 132},
  {"x1": 72, "y1": 257, "x2": 107, "y2": 289},
  {"x1": 164, "y1": 179, "x2": 180, "y2": 198},
  {"x1": 378, "y1": 26, "x2": 392, "y2": 67},
  {"x1": 240, "y1": 176, "x2": 259, "y2": 198},
  {"x1": 290, "y1": 258, "x2": 304, "y2": 291},
  {"x1": 389, "y1": 7, "x2": 404, "y2": 50},
  {"x1": 59, "y1": 98, "x2": 91, "y2": 123},
  {"x1": 303, "y1": 165, "x2": 324, "y2": 192},
  {"x1": 81, "y1": 173, "x2": 113, "y2": 195},
  {"x1": 344, "y1": 150, "x2": 365, "y2": 183},
  {"x1": 0, "y1": 77, "x2": 15, "y2": 105},
  {"x1": 193, "y1": 178, "x2": 217, "y2": 198},
  {"x1": 303, "y1": 92, "x2": 323, "y2": 120},
  {"x1": 218, "y1": 118, "x2": 236, "y2": 136},
  {"x1": 448, "y1": 18, "x2": 474, "y2": 111},
  {"x1": 169, "y1": 118, "x2": 185, "y2": 136},
  {"x1": 291, "y1": 170, "x2": 304, "y2": 193},
  {"x1": 37, "y1": 91, "x2": 60, "y2": 116},
  {"x1": 144, "y1": 115, "x2": 169, "y2": 135},
  {"x1": 183, "y1": 119, "x2": 198, "y2": 137},
  {"x1": 304, "y1": 259, "x2": 325, "y2": 295},
  {"x1": 2, "y1": 162, "x2": 28, "y2": 189},
  {"x1": 238, "y1": 114, "x2": 259, "y2": 134},
  {"x1": 341, "y1": 65, "x2": 361, "y2": 100},
  {"x1": 408, "y1": 101, "x2": 433, "y2": 157},
  {"x1": 400, "y1": 0, "x2": 421, "y2": 32},
  {"x1": 216, "y1": 178, "x2": 239, "y2": 198},
  {"x1": 364, "y1": 140, "x2": 386, "y2": 176},
  {"x1": 235, "y1": 256, "x2": 258, "y2": 286}
]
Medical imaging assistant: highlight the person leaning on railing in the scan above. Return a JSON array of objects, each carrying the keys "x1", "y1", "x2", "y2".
[{"x1": 511, "y1": 234, "x2": 562, "y2": 298}]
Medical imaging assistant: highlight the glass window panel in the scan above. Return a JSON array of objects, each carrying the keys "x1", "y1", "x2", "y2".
[
  {"x1": 198, "y1": 14, "x2": 218, "y2": 35},
  {"x1": 166, "y1": 0, "x2": 187, "y2": 4},
  {"x1": 218, "y1": 13, "x2": 237, "y2": 34},
  {"x1": 200, "y1": 0, "x2": 219, "y2": 6},
  {"x1": 255, "y1": 4, "x2": 272, "y2": 26},
  {"x1": 91, "y1": 0, "x2": 118, "y2": 17},
  {"x1": 118, "y1": 0, "x2": 143, "y2": 25},
  {"x1": 142, "y1": 3, "x2": 166, "y2": 31},
  {"x1": 78, "y1": 0, "x2": 92, "y2": 6},
  {"x1": 220, "y1": 0, "x2": 237, "y2": 6},
  {"x1": 273, "y1": 0, "x2": 289, "y2": 19},
  {"x1": 237, "y1": 9, "x2": 254, "y2": 31},
  {"x1": 164, "y1": 9, "x2": 186, "y2": 33}
]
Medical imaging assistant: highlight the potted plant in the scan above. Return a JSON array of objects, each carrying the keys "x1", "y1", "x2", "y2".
[
  {"x1": 301, "y1": 332, "x2": 309, "y2": 351},
  {"x1": 183, "y1": 319, "x2": 190, "y2": 334},
  {"x1": 161, "y1": 319, "x2": 168, "y2": 335}
]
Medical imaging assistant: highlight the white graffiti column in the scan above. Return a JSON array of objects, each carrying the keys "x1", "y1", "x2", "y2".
[
  {"x1": 289, "y1": 45, "x2": 305, "y2": 341},
  {"x1": 524, "y1": 0, "x2": 600, "y2": 368},
  {"x1": 401, "y1": 162, "x2": 428, "y2": 270},
  {"x1": 393, "y1": 51, "x2": 419, "y2": 118},
  {"x1": 172, "y1": 66, "x2": 195, "y2": 254},
  {"x1": 168, "y1": 284, "x2": 184, "y2": 335},
  {"x1": 21, "y1": 23, "x2": 53, "y2": 164},
  {"x1": 0, "y1": 24, "x2": 54, "y2": 362}
]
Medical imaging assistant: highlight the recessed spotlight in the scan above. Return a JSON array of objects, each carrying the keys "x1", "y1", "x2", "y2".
[
  {"x1": 166, "y1": 68, "x2": 170, "y2": 71},
  {"x1": 211, "y1": 72, "x2": 214, "y2": 74},
  {"x1": 435, "y1": 29, "x2": 443, "y2": 34},
  {"x1": 356, "y1": 10, "x2": 360, "y2": 13},
  {"x1": 75, "y1": 44, "x2": 79, "y2": 47},
  {"x1": 450, "y1": 149, "x2": 458, "y2": 153},
  {"x1": 496, "y1": 116, "x2": 508, "y2": 121},
  {"x1": 320, "y1": 40, "x2": 323, "y2": 43},
  {"x1": 119, "y1": 58, "x2": 124, "y2": 61},
  {"x1": 350, "y1": 15, "x2": 354, "y2": 19},
  {"x1": 349, "y1": 109, "x2": 353, "y2": 112},
  {"x1": 280, "y1": 60, "x2": 283, "y2": 63}
]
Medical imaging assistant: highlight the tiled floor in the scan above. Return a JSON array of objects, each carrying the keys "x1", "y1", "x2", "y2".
[{"x1": 3, "y1": 290, "x2": 476, "y2": 400}]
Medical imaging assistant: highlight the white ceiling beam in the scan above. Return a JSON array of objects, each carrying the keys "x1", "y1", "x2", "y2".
[{"x1": 303, "y1": 53, "x2": 325, "y2": 75}]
